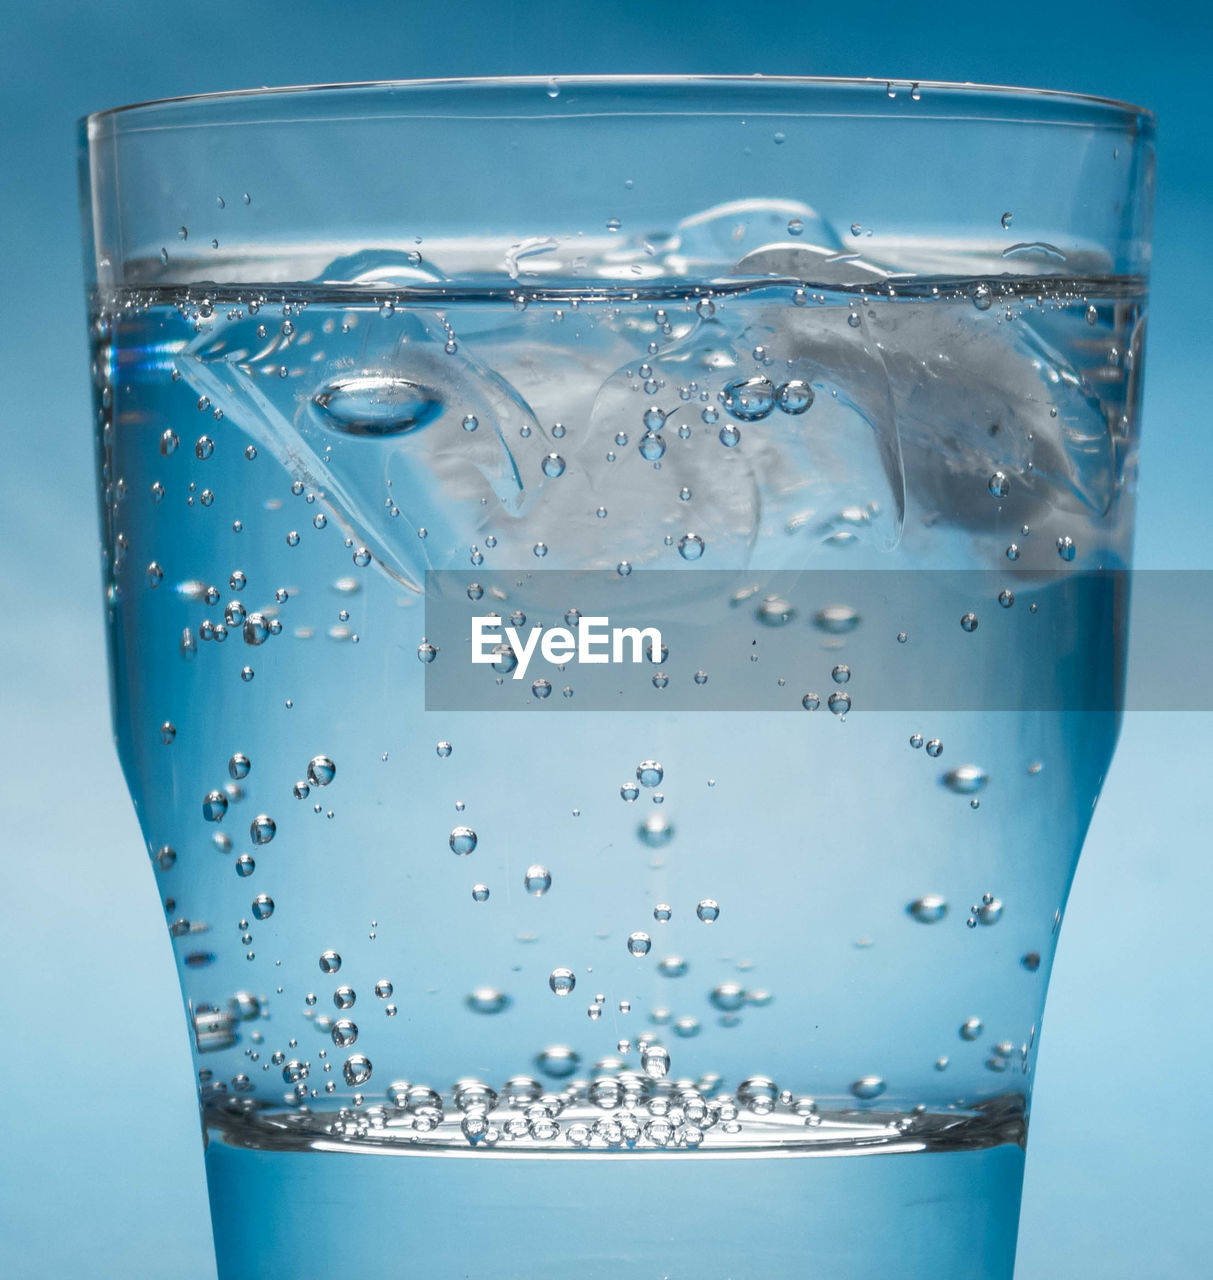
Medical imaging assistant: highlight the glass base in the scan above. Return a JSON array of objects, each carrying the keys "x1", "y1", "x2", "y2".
[{"x1": 205, "y1": 1117, "x2": 1024, "y2": 1278}]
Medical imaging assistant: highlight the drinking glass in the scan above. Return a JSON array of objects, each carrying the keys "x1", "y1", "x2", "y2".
[{"x1": 80, "y1": 76, "x2": 1154, "y2": 1279}]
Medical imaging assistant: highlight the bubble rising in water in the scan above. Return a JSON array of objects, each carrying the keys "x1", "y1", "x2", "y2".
[
  {"x1": 926, "y1": 739, "x2": 943, "y2": 758},
  {"x1": 639, "y1": 433, "x2": 666, "y2": 462},
  {"x1": 319, "y1": 950, "x2": 342, "y2": 974},
  {"x1": 343, "y1": 1055, "x2": 372, "y2": 1087},
  {"x1": 814, "y1": 605, "x2": 860, "y2": 634},
  {"x1": 202, "y1": 791, "x2": 228, "y2": 822},
  {"x1": 720, "y1": 376, "x2": 775, "y2": 422},
  {"x1": 977, "y1": 898, "x2": 1004, "y2": 925},
  {"x1": 641, "y1": 1044, "x2": 671, "y2": 1080},
  {"x1": 907, "y1": 895, "x2": 948, "y2": 924},
  {"x1": 536, "y1": 1045, "x2": 580, "y2": 1079},
  {"x1": 307, "y1": 756, "x2": 336, "y2": 787},
  {"x1": 627, "y1": 932, "x2": 652, "y2": 957},
  {"x1": 636, "y1": 760, "x2": 664, "y2": 788},
  {"x1": 542, "y1": 453, "x2": 566, "y2": 477},
  {"x1": 943, "y1": 765, "x2": 988, "y2": 795},
  {"x1": 251, "y1": 894, "x2": 274, "y2": 920},
  {"x1": 828, "y1": 692, "x2": 851, "y2": 716},
  {"x1": 776, "y1": 379, "x2": 815, "y2": 415},
  {"x1": 548, "y1": 968, "x2": 576, "y2": 997},
  {"x1": 449, "y1": 826, "x2": 478, "y2": 856},
  {"x1": 696, "y1": 899, "x2": 720, "y2": 923},
  {"x1": 331, "y1": 1019, "x2": 358, "y2": 1048},
  {"x1": 228, "y1": 753, "x2": 251, "y2": 780},
  {"x1": 988, "y1": 472, "x2": 1010, "y2": 498},
  {"x1": 471, "y1": 884, "x2": 490, "y2": 903},
  {"x1": 638, "y1": 813, "x2": 673, "y2": 848},
  {"x1": 678, "y1": 534, "x2": 705, "y2": 561},
  {"x1": 960, "y1": 1018, "x2": 984, "y2": 1040},
  {"x1": 250, "y1": 815, "x2": 276, "y2": 845},
  {"x1": 313, "y1": 375, "x2": 444, "y2": 436},
  {"x1": 524, "y1": 865, "x2": 552, "y2": 896},
  {"x1": 1057, "y1": 536, "x2": 1076, "y2": 562},
  {"x1": 710, "y1": 982, "x2": 746, "y2": 1012},
  {"x1": 851, "y1": 1076, "x2": 887, "y2": 1100},
  {"x1": 466, "y1": 987, "x2": 511, "y2": 1015}
]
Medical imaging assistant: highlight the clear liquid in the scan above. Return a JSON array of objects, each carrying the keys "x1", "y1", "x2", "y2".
[{"x1": 92, "y1": 271, "x2": 1143, "y2": 1275}]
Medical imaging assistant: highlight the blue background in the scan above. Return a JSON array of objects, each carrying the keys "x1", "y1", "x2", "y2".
[{"x1": 2, "y1": 2, "x2": 1210, "y2": 1275}]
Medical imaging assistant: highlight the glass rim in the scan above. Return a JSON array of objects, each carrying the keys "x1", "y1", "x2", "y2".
[{"x1": 82, "y1": 74, "x2": 1155, "y2": 130}]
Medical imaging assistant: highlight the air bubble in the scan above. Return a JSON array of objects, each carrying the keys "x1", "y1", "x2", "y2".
[
  {"x1": 907, "y1": 896, "x2": 948, "y2": 924},
  {"x1": 202, "y1": 791, "x2": 228, "y2": 822},
  {"x1": 307, "y1": 756, "x2": 336, "y2": 787},
  {"x1": 466, "y1": 987, "x2": 510, "y2": 1014},
  {"x1": 524, "y1": 866, "x2": 552, "y2": 896},
  {"x1": 627, "y1": 932, "x2": 652, "y2": 957},
  {"x1": 636, "y1": 760, "x2": 664, "y2": 788},
  {"x1": 721, "y1": 376, "x2": 775, "y2": 422},
  {"x1": 549, "y1": 968, "x2": 576, "y2": 996},
  {"x1": 678, "y1": 534, "x2": 705, "y2": 561},
  {"x1": 776, "y1": 380, "x2": 814, "y2": 415},
  {"x1": 944, "y1": 765, "x2": 988, "y2": 794},
  {"x1": 343, "y1": 1055, "x2": 372, "y2": 1087},
  {"x1": 641, "y1": 1044, "x2": 670, "y2": 1079},
  {"x1": 710, "y1": 982, "x2": 746, "y2": 1012},
  {"x1": 639, "y1": 433, "x2": 666, "y2": 461},
  {"x1": 977, "y1": 898, "x2": 1004, "y2": 925},
  {"x1": 449, "y1": 826, "x2": 477, "y2": 856},
  {"x1": 250, "y1": 815, "x2": 276, "y2": 845}
]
